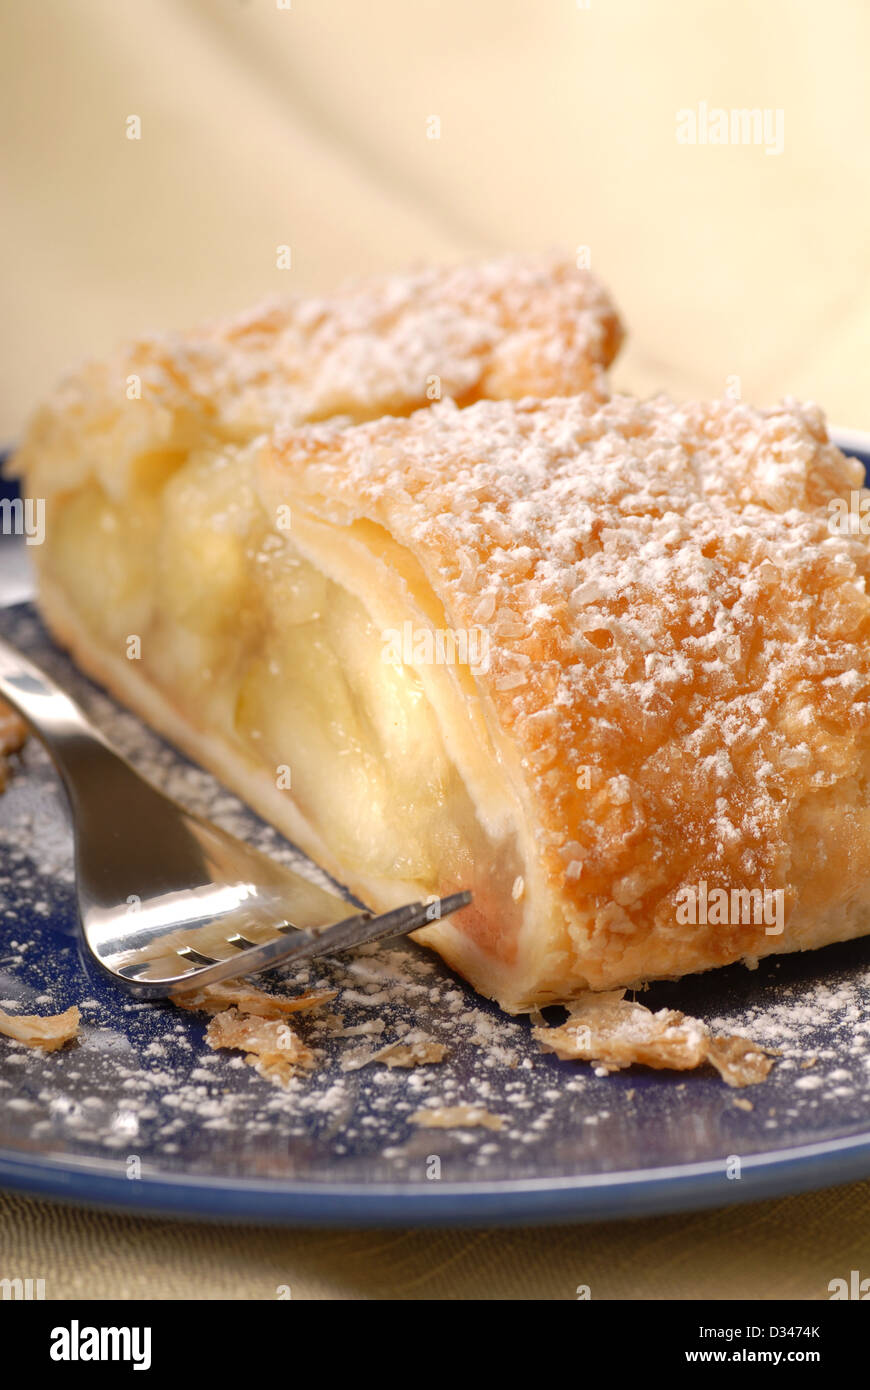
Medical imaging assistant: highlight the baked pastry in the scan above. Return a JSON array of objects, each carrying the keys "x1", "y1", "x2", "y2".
[
  {"x1": 15, "y1": 382, "x2": 870, "y2": 1012},
  {"x1": 15, "y1": 252, "x2": 622, "y2": 506},
  {"x1": 0, "y1": 1005, "x2": 80, "y2": 1051}
]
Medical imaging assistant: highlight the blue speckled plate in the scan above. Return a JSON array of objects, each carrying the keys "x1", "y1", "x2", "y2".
[{"x1": 1, "y1": 434, "x2": 870, "y2": 1226}]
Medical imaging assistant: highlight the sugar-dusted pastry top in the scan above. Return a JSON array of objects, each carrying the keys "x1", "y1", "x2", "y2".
[
  {"x1": 265, "y1": 393, "x2": 870, "y2": 970},
  {"x1": 14, "y1": 253, "x2": 622, "y2": 499}
]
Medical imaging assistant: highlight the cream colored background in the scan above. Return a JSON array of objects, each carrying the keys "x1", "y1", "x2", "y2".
[
  {"x1": 2, "y1": 0, "x2": 869, "y2": 440},
  {"x1": 1, "y1": 0, "x2": 870, "y2": 1300}
]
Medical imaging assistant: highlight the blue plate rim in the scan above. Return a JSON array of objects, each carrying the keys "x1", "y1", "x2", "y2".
[{"x1": 2, "y1": 1128, "x2": 870, "y2": 1226}]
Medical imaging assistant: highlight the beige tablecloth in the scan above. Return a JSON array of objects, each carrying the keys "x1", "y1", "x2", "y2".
[
  {"x1": 1, "y1": 1181, "x2": 868, "y2": 1300},
  {"x1": 1, "y1": 0, "x2": 869, "y2": 1299}
]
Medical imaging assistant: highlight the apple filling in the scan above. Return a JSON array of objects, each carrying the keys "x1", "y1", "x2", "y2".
[{"x1": 44, "y1": 448, "x2": 526, "y2": 955}]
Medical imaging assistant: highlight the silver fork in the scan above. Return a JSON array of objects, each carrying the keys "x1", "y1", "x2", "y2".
[{"x1": 0, "y1": 636, "x2": 470, "y2": 998}]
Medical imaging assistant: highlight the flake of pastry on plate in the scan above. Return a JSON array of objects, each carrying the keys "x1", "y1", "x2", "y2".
[
  {"x1": 411, "y1": 1104, "x2": 504, "y2": 1131},
  {"x1": 533, "y1": 991, "x2": 776, "y2": 1087},
  {"x1": 172, "y1": 979, "x2": 336, "y2": 1018},
  {"x1": 0, "y1": 701, "x2": 28, "y2": 791},
  {"x1": 0, "y1": 1004, "x2": 80, "y2": 1051},
  {"x1": 344, "y1": 1037, "x2": 448, "y2": 1070},
  {"x1": 16, "y1": 385, "x2": 870, "y2": 1013},
  {"x1": 205, "y1": 1007, "x2": 315, "y2": 1087}
]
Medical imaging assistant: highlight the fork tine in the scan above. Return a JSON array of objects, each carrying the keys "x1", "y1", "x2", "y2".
[
  {"x1": 299, "y1": 890, "x2": 472, "y2": 961},
  {"x1": 165, "y1": 891, "x2": 472, "y2": 998}
]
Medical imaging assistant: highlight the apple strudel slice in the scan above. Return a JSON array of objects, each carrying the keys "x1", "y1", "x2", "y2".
[
  {"x1": 17, "y1": 388, "x2": 870, "y2": 1012},
  {"x1": 14, "y1": 252, "x2": 622, "y2": 507}
]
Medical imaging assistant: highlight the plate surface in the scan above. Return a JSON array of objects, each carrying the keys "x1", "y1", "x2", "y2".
[{"x1": 1, "y1": 435, "x2": 870, "y2": 1227}]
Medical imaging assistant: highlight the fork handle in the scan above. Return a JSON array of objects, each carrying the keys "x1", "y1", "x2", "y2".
[{"x1": 0, "y1": 633, "x2": 122, "y2": 791}]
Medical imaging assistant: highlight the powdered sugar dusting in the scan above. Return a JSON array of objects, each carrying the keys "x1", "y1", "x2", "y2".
[
  {"x1": 269, "y1": 393, "x2": 870, "y2": 993},
  {"x1": 14, "y1": 253, "x2": 622, "y2": 504}
]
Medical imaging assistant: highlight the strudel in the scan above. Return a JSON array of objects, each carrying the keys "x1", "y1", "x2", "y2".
[
  {"x1": 15, "y1": 252, "x2": 622, "y2": 506},
  {"x1": 14, "y1": 376, "x2": 870, "y2": 1012}
]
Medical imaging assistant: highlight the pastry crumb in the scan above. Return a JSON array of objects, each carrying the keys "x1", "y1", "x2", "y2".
[
  {"x1": 176, "y1": 977, "x2": 334, "y2": 1087},
  {"x1": 0, "y1": 702, "x2": 28, "y2": 791},
  {"x1": 172, "y1": 978, "x2": 336, "y2": 1019},
  {"x1": 534, "y1": 990, "x2": 776, "y2": 1088},
  {"x1": 349, "y1": 1038, "x2": 447, "y2": 1071},
  {"x1": 0, "y1": 1004, "x2": 80, "y2": 1051},
  {"x1": 205, "y1": 1007, "x2": 315, "y2": 1088},
  {"x1": 411, "y1": 1104, "x2": 504, "y2": 1131}
]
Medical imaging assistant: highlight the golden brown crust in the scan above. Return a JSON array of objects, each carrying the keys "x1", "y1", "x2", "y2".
[
  {"x1": 11, "y1": 253, "x2": 622, "y2": 500},
  {"x1": 261, "y1": 393, "x2": 870, "y2": 998}
]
